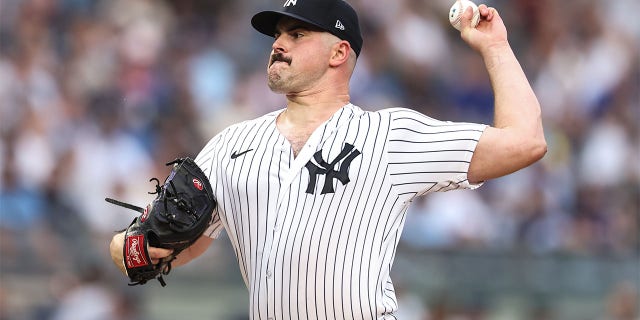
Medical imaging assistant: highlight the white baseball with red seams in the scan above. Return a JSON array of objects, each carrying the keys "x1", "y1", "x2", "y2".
[{"x1": 449, "y1": 0, "x2": 480, "y2": 31}]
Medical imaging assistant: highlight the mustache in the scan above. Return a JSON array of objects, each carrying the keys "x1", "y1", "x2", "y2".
[{"x1": 269, "y1": 53, "x2": 292, "y2": 66}]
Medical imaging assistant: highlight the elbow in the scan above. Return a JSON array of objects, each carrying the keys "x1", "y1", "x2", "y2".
[{"x1": 528, "y1": 136, "x2": 548, "y2": 164}]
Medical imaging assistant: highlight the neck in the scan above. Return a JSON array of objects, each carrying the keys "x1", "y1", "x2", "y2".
[
  {"x1": 276, "y1": 94, "x2": 350, "y2": 157},
  {"x1": 282, "y1": 76, "x2": 351, "y2": 125},
  {"x1": 283, "y1": 94, "x2": 350, "y2": 126}
]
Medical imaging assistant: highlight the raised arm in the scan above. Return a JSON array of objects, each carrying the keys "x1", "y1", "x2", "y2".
[{"x1": 458, "y1": 4, "x2": 547, "y2": 183}]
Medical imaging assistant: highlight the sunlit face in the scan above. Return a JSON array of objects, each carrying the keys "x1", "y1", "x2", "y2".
[{"x1": 267, "y1": 17, "x2": 337, "y2": 94}]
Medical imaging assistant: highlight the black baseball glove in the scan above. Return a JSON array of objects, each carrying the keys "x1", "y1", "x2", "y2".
[{"x1": 106, "y1": 157, "x2": 216, "y2": 286}]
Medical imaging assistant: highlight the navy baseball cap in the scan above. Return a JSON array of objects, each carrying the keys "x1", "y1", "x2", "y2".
[{"x1": 251, "y1": 0, "x2": 363, "y2": 57}]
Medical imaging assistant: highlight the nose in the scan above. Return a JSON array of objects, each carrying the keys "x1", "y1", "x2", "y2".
[{"x1": 272, "y1": 35, "x2": 287, "y2": 53}]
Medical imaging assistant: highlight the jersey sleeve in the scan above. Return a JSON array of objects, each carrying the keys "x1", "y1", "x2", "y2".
[
  {"x1": 195, "y1": 132, "x2": 225, "y2": 239},
  {"x1": 386, "y1": 108, "x2": 487, "y2": 197}
]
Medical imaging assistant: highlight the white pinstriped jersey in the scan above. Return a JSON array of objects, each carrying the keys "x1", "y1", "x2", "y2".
[{"x1": 195, "y1": 104, "x2": 486, "y2": 320}]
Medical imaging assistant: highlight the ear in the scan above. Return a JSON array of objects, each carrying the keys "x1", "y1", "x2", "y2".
[{"x1": 328, "y1": 40, "x2": 351, "y2": 67}]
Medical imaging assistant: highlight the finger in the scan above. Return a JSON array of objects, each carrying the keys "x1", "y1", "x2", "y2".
[
  {"x1": 148, "y1": 246, "x2": 173, "y2": 259},
  {"x1": 460, "y1": 5, "x2": 475, "y2": 29},
  {"x1": 478, "y1": 4, "x2": 489, "y2": 17},
  {"x1": 148, "y1": 247, "x2": 173, "y2": 265},
  {"x1": 477, "y1": 5, "x2": 496, "y2": 22},
  {"x1": 487, "y1": 7, "x2": 494, "y2": 20},
  {"x1": 493, "y1": 7, "x2": 499, "y2": 18}
]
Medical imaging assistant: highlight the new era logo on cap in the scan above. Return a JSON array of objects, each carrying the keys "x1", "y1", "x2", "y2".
[{"x1": 251, "y1": 0, "x2": 363, "y2": 56}]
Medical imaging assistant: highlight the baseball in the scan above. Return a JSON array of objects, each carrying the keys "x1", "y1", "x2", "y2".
[{"x1": 449, "y1": 0, "x2": 480, "y2": 31}]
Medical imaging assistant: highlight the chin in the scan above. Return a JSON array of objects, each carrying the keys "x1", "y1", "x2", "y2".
[
  {"x1": 267, "y1": 77, "x2": 287, "y2": 93},
  {"x1": 268, "y1": 86, "x2": 286, "y2": 94}
]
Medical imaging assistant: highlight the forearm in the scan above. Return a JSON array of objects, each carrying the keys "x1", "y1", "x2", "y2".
[
  {"x1": 483, "y1": 43, "x2": 543, "y2": 138},
  {"x1": 463, "y1": 6, "x2": 547, "y2": 182},
  {"x1": 171, "y1": 235, "x2": 214, "y2": 267}
]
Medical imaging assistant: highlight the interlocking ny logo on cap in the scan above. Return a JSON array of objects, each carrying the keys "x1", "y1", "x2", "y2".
[{"x1": 284, "y1": 0, "x2": 297, "y2": 7}]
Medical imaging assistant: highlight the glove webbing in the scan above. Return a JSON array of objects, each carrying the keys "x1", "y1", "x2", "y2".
[{"x1": 105, "y1": 177, "x2": 163, "y2": 214}]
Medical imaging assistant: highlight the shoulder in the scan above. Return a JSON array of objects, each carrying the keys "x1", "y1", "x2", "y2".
[
  {"x1": 344, "y1": 105, "x2": 451, "y2": 131},
  {"x1": 378, "y1": 107, "x2": 486, "y2": 132},
  {"x1": 358, "y1": 107, "x2": 445, "y2": 130},
  {"x1": 361, "y1": 107, "x2": 435, "y2": 121},
  {"x1": 380, "y1": 107, "x2": 442, "y2": 123},
  {"x1": 221, "y1": 109, "x2": 281, "y2": 135},
  {"x1": 344, "y1": 104, "x2": 403, "y2": 121},
  {"x1": 196, "y1": 110, "x2": 281, "y2": 167}
]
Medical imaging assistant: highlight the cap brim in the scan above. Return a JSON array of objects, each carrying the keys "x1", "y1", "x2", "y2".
[{"x1": 251, "y1": 11, "x2": 326, "y2": 37}]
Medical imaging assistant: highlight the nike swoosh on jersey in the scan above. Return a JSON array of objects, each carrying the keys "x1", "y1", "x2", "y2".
[{"x1": 230, "y1": 149, "x2": 253, "y2": 159}]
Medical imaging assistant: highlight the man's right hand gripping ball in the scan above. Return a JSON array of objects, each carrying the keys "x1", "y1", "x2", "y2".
[{"x1": 106, "y1": 157, "x2": 216, "y2": 286}]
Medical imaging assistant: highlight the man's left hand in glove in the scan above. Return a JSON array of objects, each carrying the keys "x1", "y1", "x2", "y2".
[{"x1": 107, "y1": 157, "x2": 216, "y2": 286}]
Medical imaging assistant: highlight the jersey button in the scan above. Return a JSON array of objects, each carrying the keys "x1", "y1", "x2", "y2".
[{"x1": 266, "y1": 270, "x2": 272, "y2": 279}]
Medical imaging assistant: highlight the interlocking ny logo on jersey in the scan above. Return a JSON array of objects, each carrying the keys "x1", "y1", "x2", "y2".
[
  {"x1": 284, "y1": 0, "x2": 297, "y2": 7},
  {"x1": 305, "y1": 143, "x2": 361, "y2": 194}
]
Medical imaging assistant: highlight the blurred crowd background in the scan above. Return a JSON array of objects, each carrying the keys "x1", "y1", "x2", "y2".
[{"x1": 0, "y1": 0, "x2": 638, "y2": 319}]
